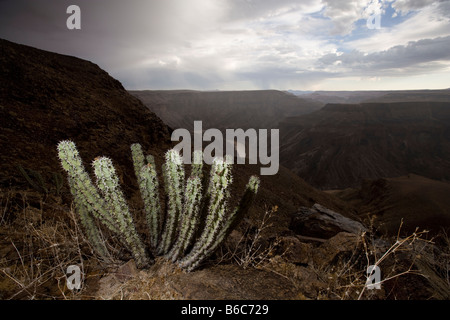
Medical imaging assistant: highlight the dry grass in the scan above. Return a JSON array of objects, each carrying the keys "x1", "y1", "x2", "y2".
[
  {"x1": 1, "y1": 188, "x2": 448, "y2": 300},
  {"x1": 0, "y1": 188, "x2": 110, "y2": 299},
  {"x1": 94, "y1": 257, "x2": 183, "y2": 300},
  {"x1": 249, "y1": 217, "x2": 448, "y2": 300},
  {"x1": 216, "y1": 205, "x2": 284, "y2": 269},
  {"x1": 308, "y1": 221, "x2": 439, "y2": 299}
]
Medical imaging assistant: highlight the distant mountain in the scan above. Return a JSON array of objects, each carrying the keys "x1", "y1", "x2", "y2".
[
  {"x1": 297, "y1": 90, "x2": 388, "y2": 104},
  {"x1": 286, "y1": 90, "x2": 314, "y2": 95},
  {"x1": 129, "y1": 89, "x2": 323, "y2": 132},
  {"x1": 293, "y1": 89, "x2": 450, "y2": 105},
  {"x1": 279, "y1": 101, "x2": 450, "y2": 190},
  {"x1": 364, "y1": 89, "x2": 450, "y2": 103}
]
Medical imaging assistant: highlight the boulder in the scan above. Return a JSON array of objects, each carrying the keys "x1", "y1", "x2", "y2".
[
  {"x1": 289, "y1": 203, "x2": 367, "y2": 239},
  {"x1": 115, "y1": 259, "x2": 139, "y2": 282},
  {"x1": 311, "y1": 232, "x2": 362, "y2": 267},
  {"x1": 277, "y1": 236, "x2": 314, "y2": 265}
]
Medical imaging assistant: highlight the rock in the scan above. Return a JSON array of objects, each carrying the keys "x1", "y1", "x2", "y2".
[
  {"x1": 166, "y1": 264, "x2": 300, "y2": 300},
  {"x1": 96, "y1": 260, "x2": 139, "y2": 299},
  {"x1": 312, "y1": 232, "x2": 363, "y2": 267},
  {"x1": 115, "y1": 259, "x2": 139, "y2": 282},
  {"x1": 289, "y1": 203, "x2": 367, "y2": 239},
  {"x1": 277, "y1": 236, "x2": 313, "y2": 265}
]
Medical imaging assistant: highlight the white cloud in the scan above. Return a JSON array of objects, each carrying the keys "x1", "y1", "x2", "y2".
[
  {"x1": 320, "y1": 0, "x2": 382, "y2": 35},
  {"x1": 318, "y1": 36, "x2": 450, "y2": 76},
  {"x1": 1, "y1": 0, "x2": 450, "y2": 90},
  {"x1": 391, "y1": 0, "x2": 439, "y2": 14},
  {"x1": 112, "y1": 0, "x2": 450, "y2": 89},
  {"x1": 346, "y1": 1, "x2": 450, "y2": 53}
]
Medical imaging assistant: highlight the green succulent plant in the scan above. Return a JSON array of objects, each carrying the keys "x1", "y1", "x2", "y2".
[{"x1": 57, "y1": 140, "x2": 260, "y2": 271}]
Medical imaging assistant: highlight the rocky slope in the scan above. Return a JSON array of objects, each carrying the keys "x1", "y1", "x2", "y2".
[
  {"x1": 0, "y1": 38, "x2": 172, "y2": 193},
  {"x1": 279, "y1": 101, "x2": 450, "y2": 190},
  {"x1": 330, "y1": 174, "x2": 450, "y2": 236}
]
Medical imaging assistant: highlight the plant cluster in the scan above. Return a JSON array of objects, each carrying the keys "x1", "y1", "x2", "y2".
[{"x1": 57, "y1": 140, "x2": 260, "y2": 271}]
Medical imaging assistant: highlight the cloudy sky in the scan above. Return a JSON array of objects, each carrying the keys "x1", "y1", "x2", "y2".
[{"x1": 0, "y1": 0, "x2": 449, "y2": 90}]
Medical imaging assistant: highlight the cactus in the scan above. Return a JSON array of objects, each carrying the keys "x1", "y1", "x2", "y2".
[
  {"x1": 131, "y1": 143, "x2": 162, "y2": 250},
  {"x1": 178, "y1": 158, "x2": 260, "y2": 271},
  {"x1": 92, "y1": 156, "x2": 150, "y2": 267},
  {"x1": 157, "y1": 149, "x2": 185, "y2": 255},
  {"x1": 57, "y1": 141, "x2": 119, "y2": 234},
  {"x1": 68, "y1": 175, "x2": 109, "y2": 260},
  {"x1": 191, "y1": 150, "x2": 204, "y2": 180},
  {"x1": 57, "y1": 140, "x2": 150, "y2": 268},
  {"x1": 58, "y1": 140, "x2": 260, "y2": 271},
  {"x1": 139, "y1": 163, "x2": 162, "y2": 250},
  {"x1": 167, "y1": 176, "x2": 203, "y2": 262}
]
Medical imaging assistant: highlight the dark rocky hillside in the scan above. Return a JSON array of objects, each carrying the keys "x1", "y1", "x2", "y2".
[
  {"x1": 279, "y1": 101, "x2": 450, "y2": 190},
  {"x1": 0, "y1": 38, "x2": 172, "y2": 192},
  {"x1": 329, "y1": 174, "x2": 450, "y2": 236}
]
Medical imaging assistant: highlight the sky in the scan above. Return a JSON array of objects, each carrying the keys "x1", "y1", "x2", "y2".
[{"x1": 0, "y1": 0, "x2": 449, "y2": 91}]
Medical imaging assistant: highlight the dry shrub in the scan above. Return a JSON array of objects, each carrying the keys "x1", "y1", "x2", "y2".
[
  {"x1": 247, "y1": 217, "x2": 448, "y2": 300},
  {"x1": 216, "y1": 205, "x2": 283, "y2": 269},
  {"x1": 0, "y1": 188, "x2": 111, "y2": 299}
]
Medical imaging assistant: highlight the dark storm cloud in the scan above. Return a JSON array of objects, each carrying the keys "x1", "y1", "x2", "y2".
[{"x1": 0, "y1": 1, "x2": 208, "y2": 68}]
